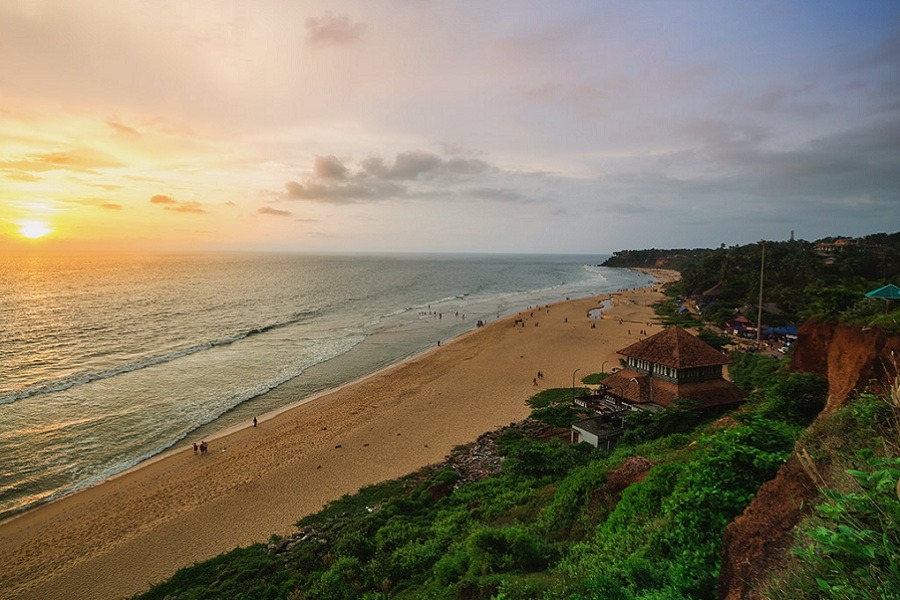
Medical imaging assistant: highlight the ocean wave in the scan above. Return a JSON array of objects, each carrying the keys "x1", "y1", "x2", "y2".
[
  {"x1": 0, "y1": 332, "x2": 367, "y2": 520},
  {"x1": 0, "y1": 311, "x2": 321, "y2": 406}
]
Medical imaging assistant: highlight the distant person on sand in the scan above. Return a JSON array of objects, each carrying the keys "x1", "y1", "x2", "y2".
[
  {"x1": 200, "y1": 441, "x2": 207, "y2": 455},
  {"x1": 253, "y1": 417, "x2": 257, "y2": 427},
  {"x1": 193, "y1": 442, "x2": 198, "y2": 454}
]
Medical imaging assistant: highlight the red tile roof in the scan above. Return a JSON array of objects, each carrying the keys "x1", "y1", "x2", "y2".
[
  {"x1": 618, "y1": 326, "x2": 731, "y2": 369},
  {"x1": 602, "y1": 370, "x2": 746, "y2": 409}
]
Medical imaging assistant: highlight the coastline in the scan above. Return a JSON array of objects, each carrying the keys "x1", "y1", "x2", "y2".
[{"x1": 0, "y1": 269, "x2": 678, "y2": 600}]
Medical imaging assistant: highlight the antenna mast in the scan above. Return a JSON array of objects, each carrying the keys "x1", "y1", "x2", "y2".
[{"x1": 756, "y1": 241, "x2": 765, "y2": 349}]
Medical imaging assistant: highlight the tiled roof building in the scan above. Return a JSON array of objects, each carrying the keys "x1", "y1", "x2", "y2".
[{"x1": 602, "y1": 326, "x2": 746, "y2": 410}]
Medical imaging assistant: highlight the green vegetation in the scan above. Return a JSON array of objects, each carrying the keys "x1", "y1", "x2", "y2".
[
  {"x1": 135, "y1": 356, "x2": 852, "y2": 600},
  {"x1": 581, "y1": 373, "x2": 608, "y2": 385},
  {"x1": 605, "y1": 232, "x2": 900, "y2": 333},
  {"x1": 696, "y1": 328, "x2": 731, "y2": 351},
  {"x1": 651, "y1": 295, "x2": 702, "y2": 328},
  {"x1": 526, "y1": 387, "x2": 588, "y2": 428},
  {"x1": 602, "y1": 248, "x2": 714, "y2": 272},
  {"x1": 759, "y1": 386, "x2": 900, "y2": 599},
  {"x1": 727, "y1": 352, "x2": 785, "y2": 392}
]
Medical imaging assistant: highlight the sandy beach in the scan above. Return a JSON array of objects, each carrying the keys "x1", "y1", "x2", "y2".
[{"x1": 0, "y1": 269, "x2": 678, "y2": 600}]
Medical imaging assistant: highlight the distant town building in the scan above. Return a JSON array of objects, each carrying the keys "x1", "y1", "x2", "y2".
[{"x1": 816, "y1": 237, "x2": 882, "y2": 256}]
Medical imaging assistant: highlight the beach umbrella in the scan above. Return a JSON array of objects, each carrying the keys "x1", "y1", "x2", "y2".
[{"x1": 864, "y1": 283, "x2": 900, "y2": 312}]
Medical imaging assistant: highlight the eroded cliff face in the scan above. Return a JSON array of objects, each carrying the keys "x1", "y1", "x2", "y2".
[
  {"x1": 718, "y1": 321, "x2": 899, "y2": 600},
  {"x1": 792, "y1": 321, "x2": 900, "y2": 413}
]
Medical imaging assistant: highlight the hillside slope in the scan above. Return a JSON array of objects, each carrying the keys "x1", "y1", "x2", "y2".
[{"x1": 719, "y1": 321, "x2": 900, "y2": 599}]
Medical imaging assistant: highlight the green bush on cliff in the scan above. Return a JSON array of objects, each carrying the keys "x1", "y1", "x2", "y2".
[
  {"x1": 795, "y1": 453, "x2": 900, "y2": 599},
  {"x1": 756, "y1": 372, "x2": 829, "y2": 427},
  {"x1": 728, "y1": 352, "x2": 784, "y2": 392}
]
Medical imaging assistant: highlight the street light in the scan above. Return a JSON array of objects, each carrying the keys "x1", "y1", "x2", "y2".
[
  {"x1": 572, "y1": 368, "x2": 581, "y2": 402},
  {"x1": 601, "y1": 360, "x2": 608, "y2": 375}
]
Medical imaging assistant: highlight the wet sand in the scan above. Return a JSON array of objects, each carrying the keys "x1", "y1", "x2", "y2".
[{"x1": 0, "y1": 269, "x2": 678, "y2": 600}]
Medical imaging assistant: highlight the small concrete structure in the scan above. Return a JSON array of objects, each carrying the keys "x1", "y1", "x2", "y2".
[{"x1": 570, "y1": 411, "x2": 627, "y2": 450}]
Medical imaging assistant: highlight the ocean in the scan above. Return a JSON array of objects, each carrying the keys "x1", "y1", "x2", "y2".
[{"x1": 0, "y1": 252, "x2": 652, "y2": 520}]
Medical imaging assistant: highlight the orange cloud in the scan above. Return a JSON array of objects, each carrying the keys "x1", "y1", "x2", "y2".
[
  {"x1": 165, "y1": 201, "x2": 208, "y2": 214},
  {"x1": 150, "y1": 194, "x2": 208, "y2": 214},
  {"x1": 108, "y1": 120, "x2": 140, "y2": 137},
  {"x1": 258, "y1": 206, "x2": 292, "y2": 217},
  {"x1": 0, "y1": 150, "x2": 121, "y2": 173},
  {"x1": 2, "y1": 170, "x2": 42, "y2": 182}
]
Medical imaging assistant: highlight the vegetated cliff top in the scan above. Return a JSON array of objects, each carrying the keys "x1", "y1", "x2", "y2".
[
  {"x1": 601, "y1": 247, "x2": 714, "y2": 271},
  {"x1": 606, "y1": 233, "x2": 900, "y2": 329}
]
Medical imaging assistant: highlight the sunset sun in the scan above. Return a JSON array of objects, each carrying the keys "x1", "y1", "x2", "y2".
[{"x1": 18, "y1": 220, "x2": 53, "y2": 240}]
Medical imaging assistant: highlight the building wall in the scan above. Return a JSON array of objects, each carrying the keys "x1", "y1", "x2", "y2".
[{"x1": 571, "y1": 426, "x2": 599, "y2": 447}]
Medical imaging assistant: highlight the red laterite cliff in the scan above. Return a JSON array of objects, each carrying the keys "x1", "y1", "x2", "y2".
[{"x1": 718, "y1": 321, "x2": 899, "y2": 600}]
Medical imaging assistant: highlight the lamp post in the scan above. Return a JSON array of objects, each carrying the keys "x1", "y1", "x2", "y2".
[
  {"x1": 572, "y1": 368, "x2": 581, "y2": 403},
  {"x1": 601, "y1": 360, "x2": 608, "y2": 376}
]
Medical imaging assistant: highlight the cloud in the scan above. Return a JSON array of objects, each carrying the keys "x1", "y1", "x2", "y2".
[
  {"x1": 150, "y1": 194, "x2": 209, "y2": 214},
  {"x1": 360, "y1": 151, "x2": 491, "y2": 181},
  {"x1": 466, "y1": 187, "x2": 533, "y2": 203},
  {"x1": 165, "y1": 201, "x2": 208, "y2": 214},
  {"x1": 314, "y1": 155, "x2": 349, "y2": 180},
  {"x1": 225, "y1": 201, "x2": 236, "y2": 206},
  {"x1": 258, "y1": 206, "x2": 292, "y2": 217},
  {"x1": 282, "y1": 150, "x2": 508, "y2": 205},
  {"x1": 108, "y1": 120, "x2": 140, "y2": 137},
  {"x1": 305, "y1": 13, "x2": 366, "y2": 46},
  {"x1": 284, "y1": 179, "x2": 405, "y2": 204},
  {"x1": 101, "y1": 202, "x2": 123, "y2": 210},
  {"x1": 2, "y1": 170, "x2": 41, "y2": 182},
  {"x1": 606, "y1": 198, "x2": 654, "y2": 214},
  {"x1": 0, "y1": 150, "x2": 122, "y2": 174}
]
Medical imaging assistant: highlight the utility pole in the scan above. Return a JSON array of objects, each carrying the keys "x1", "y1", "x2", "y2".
[{"x1": 756, "y1": 240, "x2": 765, "y2": 349}]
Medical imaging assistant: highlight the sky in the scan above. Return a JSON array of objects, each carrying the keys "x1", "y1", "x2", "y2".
[{"x1": 1, "y1": 0, "x2": 899, "y2": 254}]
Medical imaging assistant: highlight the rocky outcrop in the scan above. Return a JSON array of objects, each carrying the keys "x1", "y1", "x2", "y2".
[
  {"x1": 718, "y1": 321, "x2": 899, "y2": 599},
  {"x1": 605, "y1": 456, "x2": 654, "y2": 495}
]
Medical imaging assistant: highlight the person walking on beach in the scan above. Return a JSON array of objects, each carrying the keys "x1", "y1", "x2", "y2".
[
  {"x1": 200, "y1": 441, "x2": 207, "y2": 455},
  {"x1": 193, "y1": 442, "x2": 198, "y2": 455},
  {"x1": 253, "y1": 417, "x2": 257, "y2": 427}
]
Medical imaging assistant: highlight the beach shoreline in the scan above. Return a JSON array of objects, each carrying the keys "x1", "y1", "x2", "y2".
[{"x1": 0, "y1": 268, "x2": 678, "y2": 600}]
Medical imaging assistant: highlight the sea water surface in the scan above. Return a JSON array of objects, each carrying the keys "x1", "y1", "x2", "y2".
[{"x1": 0, "y1": 252, "x2": 653, "y2": 519}]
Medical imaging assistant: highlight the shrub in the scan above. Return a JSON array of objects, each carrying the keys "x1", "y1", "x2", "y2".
[
  {"x1": 504, "y1": 439, "x2": 596, "y2": 479},
  {"x1": 620, "y1": 399, "x2": 704, "y2": 445},
  {"x1": 465, "y1": 526, "x2": 553, "y2": 576},
  {"x1": 581, "y1": 373, "x2": 609, "y2": 384},
  {"x1": 697, "y1": 328, "x2": 731, "y2": 351},
  {"x1": 728, "y1": 352, "x2": 783, "y2": 392},
  {"x1": 758, "y1": 372, "x2": 829, "y2": 427},
  {"x1": 789, "y1": 453, "x2": 900, "y2": 599}
]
